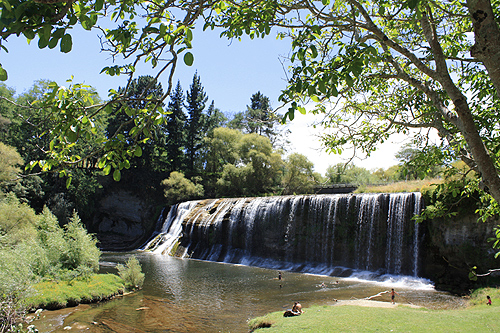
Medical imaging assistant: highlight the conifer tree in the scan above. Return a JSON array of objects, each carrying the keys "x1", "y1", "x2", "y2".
[
  {"x1": 204, "y1": 100, "x2": 227, "y2": 135},
  {"x1": 166, "y1": 81, "x2": 187, "y2": 173},
  {"x1": 185, "y1": 72, "x2": 208, "y2": 176}
]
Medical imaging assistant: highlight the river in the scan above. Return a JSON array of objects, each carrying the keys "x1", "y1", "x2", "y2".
[{"x1": 33, "y1": 252, "x2": 466, "y2": 333}]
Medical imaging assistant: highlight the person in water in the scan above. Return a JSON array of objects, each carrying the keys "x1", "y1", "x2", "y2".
[
  {"x1": 391, "y1": 289, "x2": 400, "y2": 304},
  {"x1": 278, "y1": 271, "x2": 282, "y2": 280},
  {"x1": 487, "y1": 295, "x2": 492, "y2": 305}
]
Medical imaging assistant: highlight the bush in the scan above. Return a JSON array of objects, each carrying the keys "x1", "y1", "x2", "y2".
[
  {"x1": 117, "y1": 256, "x2": 145, "y2": 290},
  {"x1": 61, "y1": 212, "x2": 100, "y2": 277},
  {"x1": 161, "y1": 171, "x2": 204, "y2": 204}
]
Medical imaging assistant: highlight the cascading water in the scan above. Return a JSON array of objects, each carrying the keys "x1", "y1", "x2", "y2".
[{"x1": 143, "y1": 193, "x2": 424, "y2": 278}]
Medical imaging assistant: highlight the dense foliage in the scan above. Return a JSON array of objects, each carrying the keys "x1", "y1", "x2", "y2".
[
  {"x1": 1, "y1": 0, "x2": 499, "y2": 299},
  {"x1": 1, "y1": 0, "x2": 497, "y2": 221},
  {"x1": 0, "y1": 194, "x2": 101, "y2": 332}
]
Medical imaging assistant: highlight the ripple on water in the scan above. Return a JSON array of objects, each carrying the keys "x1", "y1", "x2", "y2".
[{"x1": 33, "y1": 253, "x2": 465, "y2": 332}]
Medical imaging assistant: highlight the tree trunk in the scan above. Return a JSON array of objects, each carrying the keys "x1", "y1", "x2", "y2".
[
  {"x1": 468, "y1": 0, "x2": 500, "y2": 98},
  {"x1": 464, "y1": 0, "x2": 500, "y2": 203}
]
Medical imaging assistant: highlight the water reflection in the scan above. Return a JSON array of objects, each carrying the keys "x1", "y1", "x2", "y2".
[{"x1": 35, "y1": 253, "x2": 465, "y2": 333}]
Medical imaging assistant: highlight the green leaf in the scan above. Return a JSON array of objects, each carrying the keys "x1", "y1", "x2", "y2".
[
  {"x1": 22, "y1": 29, "x2": 36, "y2": 40},
  {"x1": 2, "y1": 0, "x2": 12, "y2": 11},
  {"x1": 113, "y1": 169, "x2": 121, "y2": 181},
  {"x1": 310, "y1": 45, "x2": 318, "y2": 58},
  {"x1": 80, "y1": 15, "x2": 92, "y2": 30},
  {"x1": 0, "y1": 65, "x2": 7, "y2": 81},
  {"x1": 103, "y1": 164, "x2": 112, "y2": 175},
  {"x1": 125, "y1": 107, "x2": 134, "y2": 116},
  {"x1": 98, "y1": 158, "x2": 106, "y2": 169},
  {"x1": 330, "y1": 84, "x2": 338, "y2": 97},
  {"x1": 406, "y1": 0, "x2": 420, "y2": 9},
  {"x1": 60, "y1": 34, "x2": 73, "y2": 53},
  {"x1": 38, "y1": 36, "x2": 49, "y2": 49},
  {"x1": 48, "y1": 37, "x2": 59, "y2": 49},
  {"x1": 318, "y1": 80, "x2": 327, "y2": 94},
  {"x1": 66, "y1": 128, "x2": 78, "y2": 143},
  {"x1": 95, "y1": 0, "x2": 104, "y2": 11},
  {"x1": 185, "y1": 28, "x2": 193, "y2": 41},
  {"x1": 184, "y1": 52, "x2": 194, "y2": 66},
  {"x1": 134, "y1": 146, "x2": 143, "y2": 157},
  {"x1": 66, "y1": 177, "x2": 72, "y2": 189},
  {"x1": 345, "y1": 74, "x2": 354, "y2": 87}
]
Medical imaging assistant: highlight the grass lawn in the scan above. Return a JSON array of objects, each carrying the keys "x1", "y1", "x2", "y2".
[
  {"x1": 25, "y1": 273, "x2": 124, "y2": 310},
  {"x1": 355, "y1": 179, "x2": 442, "y2": 194},
  {"x1": 249, "y1": 288, "x2": 500, "y2": 332}
]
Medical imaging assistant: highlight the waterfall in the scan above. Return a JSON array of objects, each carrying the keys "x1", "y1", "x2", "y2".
[
  {"x1": 142, "y1": 200, "x2": 200, "y2": 255},
  {"x1": 143, "y1": 193, "x2": 424, "y2": 277}
]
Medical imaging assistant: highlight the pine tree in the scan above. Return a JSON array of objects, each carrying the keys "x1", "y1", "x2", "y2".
[
  {"x1": 185, "y1": 72, "x2": 208, "y2": 176},
  {"x1": 245, "y1": 91, "x2": 278, "y2": 138},
  {"x1": 204, "y1": 100, "x2": 227, "y2": 135},
  {"x1": 166, "y1": 81, "x2": 187, "y2": 172}
]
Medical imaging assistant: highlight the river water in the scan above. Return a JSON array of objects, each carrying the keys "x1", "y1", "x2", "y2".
[{"x1": 34, "y1": 252, "x2": 466, "y2": 333}]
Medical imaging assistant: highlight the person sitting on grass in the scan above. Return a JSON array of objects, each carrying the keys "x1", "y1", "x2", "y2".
[
  {"x1": 292, "y1": 301, "x2": 303, "y2": 314},
  {"x1": 487, "y1": 295, "x2": 492, "y2": 305},
  {"x1": 283, "y1": 301, "x2": 304, "y2": 317}
]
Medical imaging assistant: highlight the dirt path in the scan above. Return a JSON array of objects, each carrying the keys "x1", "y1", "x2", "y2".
[{"x1": 332, "y1": 299, "x2": 421, "y2": 308}]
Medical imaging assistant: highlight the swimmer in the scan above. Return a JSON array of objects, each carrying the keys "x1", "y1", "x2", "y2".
[{"x1": 390, "y1": 288, "x2": 400, "y2": 304}]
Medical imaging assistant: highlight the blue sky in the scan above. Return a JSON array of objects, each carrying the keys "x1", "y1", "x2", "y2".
[{"x1": 1, "y1": 25, "x2": 400, "y2": 174}]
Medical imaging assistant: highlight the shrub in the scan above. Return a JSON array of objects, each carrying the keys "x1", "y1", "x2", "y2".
[
  {"x1": 116, "y1": 256, "x2": 145, "y2": 290},
  {"x1": 161, "y1": 171, "x2": 204, "y2": 204},
  {"x1": 62, "y1": 212, "x2": 100, "y2": 277}
]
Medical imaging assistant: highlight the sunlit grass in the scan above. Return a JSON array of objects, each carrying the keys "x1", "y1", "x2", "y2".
[
  {"x1": 249, "y1": 288, "x2": 500, "y2": 332},
  {"x1": 26, "y1": 274, "x2": 124, "y2": 310},
  {"x1": 355, "y1": 178, "x2": 443, "y2": 194}
]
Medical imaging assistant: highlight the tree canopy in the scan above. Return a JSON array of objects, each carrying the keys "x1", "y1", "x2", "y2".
[
  {"x1": 1, "y1": 0, "x2": 500, "y2": 221},
  {"x1": 210, "y1": 0, "x2": 500, "y2": 219}
]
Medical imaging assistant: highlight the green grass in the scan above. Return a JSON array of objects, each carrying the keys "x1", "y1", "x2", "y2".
[
  {"x1": 355, "y1": 179, "x2": 442, "y2": 194},
  {"x1": 249, "y1": 288, "x2": 500, "y2": 332},
  {"x1": 25, "y1": 273, "x2": 124, "y2": 310}
]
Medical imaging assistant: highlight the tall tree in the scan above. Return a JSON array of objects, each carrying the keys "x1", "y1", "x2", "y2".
[
  {"x1": 107, "y1": 75, "x2": 166, "y2": 173},
  {"x1": 185, "y1": 72, "x2": 208, "y2": 176},
  {"x1": 245, "y1": 92, "x2": 280, "y2": 139},
  {"x1": 212, "y1": 129, "x2": 283, "y2": 197},
  {"x1": 281, "y1": 153, "x2": 316, "y2": 195},
  {"x1": 166, "y1": 81, "x2": 187, "y2": 173},
  {"x1": 227, "y1": 92, "x2": 287, "y2": 148},
  {"x1": 211, "y1": 0, "x2": 500, "y2": 222},
  {"x1": 4, "y1": 0, "x2": 500, "y2": 230},
  {"x1": 325, "y1": 163, "x2": 377, "y2": 185},
  {"x1": 204, "y1": 100, "x2": 227, "y2": 135}
]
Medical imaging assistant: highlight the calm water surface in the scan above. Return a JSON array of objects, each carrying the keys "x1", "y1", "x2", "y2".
[{"x1": 34, "y1": 252, "x2": 465, "y2": 333}]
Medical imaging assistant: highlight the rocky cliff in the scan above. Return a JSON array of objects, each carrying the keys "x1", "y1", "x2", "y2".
[
  {"x1": 89, "y1": 189, "x2": 163, "y2": 251},
  {"x1": 421, "y1": 215, "x2": 499, "y2": 293}
]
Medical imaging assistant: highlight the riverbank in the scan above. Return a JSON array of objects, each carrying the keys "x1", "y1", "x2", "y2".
[
  {"x1": 249, "y1": 288, "x2": 500, "y2": 332},
  {"x1": 26, "y1": 274, "x2": 125, "y2": 310}
]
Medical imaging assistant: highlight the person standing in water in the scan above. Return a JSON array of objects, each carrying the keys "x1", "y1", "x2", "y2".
[
  {"x1": 278, "y1": 271, "x2": 282, "y2": 280},
  {"x1": 391, "y1": 289, "x2": 400, "y2": 304}
]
